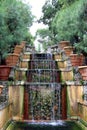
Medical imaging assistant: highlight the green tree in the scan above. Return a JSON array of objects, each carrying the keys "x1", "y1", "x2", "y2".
[
  {"x1": 39, "y1": 0, "x2": 76, "y2": 46},
  {"x1": 24, "y1": 31, "x2": 35, "y2": 46},
  {"x1": 52, "y1": 0, "x2": 87, "y2": 54},
  {"x1": 39, "y1": 0, "x2": 62, "y2": 27},
  {"x1": 0, "y1": 0, "x2": 34, "y2": 64}
]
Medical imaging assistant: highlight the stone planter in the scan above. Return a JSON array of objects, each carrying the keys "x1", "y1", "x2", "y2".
[
  {"x1": 66, "y1": 82, "x2": 83, "y2": 116},
  {"x1": 56, "y1": 59, "x2": 68, "y2": 69},
  {"x1": 15, "y1": 68, "x2": 27, "y2": 81},
  {"x1": 70, "y1": 54, "x2": 85, "y2": 67},
  {"x1": 0, "y1": 66, "x2": 11, "y2": 80},
  {"x1": 64, "y1": 46, "x2": 73, "y2": 56},
  {"x1": 54, "y1": 53, "x2": 62, "y2": 60},
  {"x1": 59, "y1": 41, "x2": 70, "y2": 49},
  {"x1": 60, "y1": 68, "x2": 73, "y2": 82},
  {"x1": 22, "y1": 52, "x2": 31, "y2": 60},
  {"x1": 78, "y1": 66, "x2": 87, "y2": 80},
  {"x1": 6, "y1": 53, "x2": 19, "y2": 66},
  {"x1": 14, "y1": 45, "x2": 23, "y2": 54},
  {"x1": 19, "y1": 59, "x2": 30, "y2": 68}
]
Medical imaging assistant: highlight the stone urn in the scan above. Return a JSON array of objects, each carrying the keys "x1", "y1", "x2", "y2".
[
  {"x1": 64, "y1": 46, "x2": 73, "y2": 56},
  {"x1": 14, "y1": 45, "x2": 23, "y2": 54},
  {"x1": 78, "y1": 66, "x2": 87, "y2": 80},
  {"x1": 59, "y1": 41, "x2": 70, "y2": 49},
  {"x1": 0, "y1": 65, "x2": 11, "y2": 80},
  {"x1": 22, "y1": 52, "x2": 31, "y2": 60},
  {"x1": 70, "y1": 54, "x2": 85, "y2": 66},
  {"x1": 6, "y1": 53, "x2": 19, "y2": 66}
]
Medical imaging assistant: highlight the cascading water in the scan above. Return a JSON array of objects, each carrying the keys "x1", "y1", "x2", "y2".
[
  {"x1": 24, "y1": 83, "x2": 61, "y2": 120},
  {"x1": 23, "y1": 53, "x2": 66, "y2": 121},
  {"x1": 4, "y1": 53, "x2": 83, "y2": 130}
]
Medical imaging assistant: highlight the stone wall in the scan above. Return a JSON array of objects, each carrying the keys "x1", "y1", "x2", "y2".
[
  {"x1": 78, "y1": 102, "x2": 87, "y2": 122},
  {"x1": 0, "y1": 85, "x2": 24, "y2": 129},
  {"x1": 0, "y1": 104, "x2": 12, "y2": 129},
  {"x1": 67, "y1": 83, "x2": 83, "y2": 117},
  {"x1": 9, "y1": 85, "x2": 24, "y2": 118}
]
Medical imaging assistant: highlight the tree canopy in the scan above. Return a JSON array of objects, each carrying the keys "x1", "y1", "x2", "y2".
[
  {"x1": 40, "y1": 0, "x2": 87, "y2": 54},
  {"x1": 0, "y1": 0, "x2": 34, "y2": 60}
]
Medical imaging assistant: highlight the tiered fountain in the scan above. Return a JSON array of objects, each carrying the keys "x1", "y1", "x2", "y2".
[
  {"x1": 23, "y1": 53, "x2": 67, "y2": 120},
  {"x1": 2, "y1": 44, "x2": 84, "y2": 130}
]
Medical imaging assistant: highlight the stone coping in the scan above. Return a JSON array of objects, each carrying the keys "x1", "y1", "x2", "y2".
[
  {"x1": 60, "y1": 67, "x2": 73, "y2": 71},
  {"x1": 66, "y1": 81, "x2": 87, "y2": 85},
  {"x1": 7, "y1": 53, "x2": 19, "y2": 56},
  {"x1": 55, "y1": 58, "x2": 69, "y2": 62},
  {"x1": 20, "y1": 59, "x2": 30, "y2": 62},
  {"x1": 15, "y1": 68, "x2": 28, "y2": 71},
  {"x1": 23, "y1": 52, "x2": 31, "y2": 55},
  {"x1": 59, "y1": 40, "x2": 70, "y2": 44},
  {"x1": 0, "y1": 81, "x2": 85, "y2": 86},
  {"x1": 65, "y1": 81, "x2": 83, "y2": 85},
  {"x1": 70, "y1": 53, "x2": 83, "y2": 56},
  {"x1": 78, "y1": 101, "x2": 87, "y2": 107},
  {"x1": 78, "y1": 66, "x2": 87, "y2": 69},
  {"x1": 63, "y1": 46, "x2": 73, "y2": 49},
  {"x1": 11, "y1": 81, "x2": 66, "y2": 86}
]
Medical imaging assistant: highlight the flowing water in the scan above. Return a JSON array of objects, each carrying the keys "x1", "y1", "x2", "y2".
[
  {"x1": 5, "y1": 120, "x2": 83, "y2": 130},
  {"x1": 24, "y1": 53, "x2": 62, "y2": 120},
  {"x1": 4, "y1": 53, "x2": 83, "y2": 130}
]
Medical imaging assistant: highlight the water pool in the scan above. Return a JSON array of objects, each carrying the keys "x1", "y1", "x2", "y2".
[{"x1": 5, "y1": 120, "x2": 83, "y2": 130}]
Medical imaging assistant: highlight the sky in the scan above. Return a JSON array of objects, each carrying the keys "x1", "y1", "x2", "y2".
[
  {"x1": 22, "y1": 0, "x2": 47, "y2": 36},
  {"x1": 29, "y1": 0, "x2": 47, "y2": 36},
  {"x1": 22, "y1": 0, "x2": 47, "y2": 51}
]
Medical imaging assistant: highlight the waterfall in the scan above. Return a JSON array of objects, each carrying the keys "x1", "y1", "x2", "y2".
[{"x1": 24, "y1": 53, "x2": 66, "y2": 120}]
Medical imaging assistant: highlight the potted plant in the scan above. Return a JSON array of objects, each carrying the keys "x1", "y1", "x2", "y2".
[
  {"x1": 0, "y1": 38, "x2": 13, "y2": 80},
  {"x1": 74, "y1": 35, "x2": 87, "y2": 65},
  {"x1": 70, "y1": 53, "x2": 85, "y2": 67},
  {"x1": 6, "y1": 53, "x2": 20, "y2": 66},
  {"x1": 59, "y1": 41, "x2": 70, "y2": 49},
  {"x1": 64, "y1": 46, "x2": 73, "y2": 56},
  {"x1": 78, "y1": 66, "x2": 87, "y2": 81}
]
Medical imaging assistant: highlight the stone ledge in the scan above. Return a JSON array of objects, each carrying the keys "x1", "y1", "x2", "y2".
[
  {"x1": 0, "y1": 102, "x2": 12, "y2": 111},
  {"x1": 78, "y1": 101, "x2": 87, "y2": 107}
]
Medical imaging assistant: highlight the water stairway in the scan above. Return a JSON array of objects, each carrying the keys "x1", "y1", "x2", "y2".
[
  {"x1": 0, "y1": 42, "x2": 86, "y2": 130},
  {"x1": 16, "y1": 53, "x2": 67, "y2": 120}
]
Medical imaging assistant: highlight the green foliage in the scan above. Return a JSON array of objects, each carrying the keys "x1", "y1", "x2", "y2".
[
  {"x1": 52, "y1": 0, "x2": 87, "y2": 53},
  {"x1": 40, "y1": 0, "x2": 76, "y2": 26},
  {"x1": 0, "y1": 0, "x2": 34, "y2": 62},
  {"x1": 24, "y1": 31, "x2": 35, "y2": 46},
  {"x1": 40, "y1": 0, "x2": 62, "y2": 26},
  {"x1": 41, "y1": 0, "x2": 87, "y2": 53},
  {"x1": 39, "y1": 0, "x2": 79, "y2": 48},
  {"x1": 36, "y1": 28, "x2": 50, "y2": 39}
]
